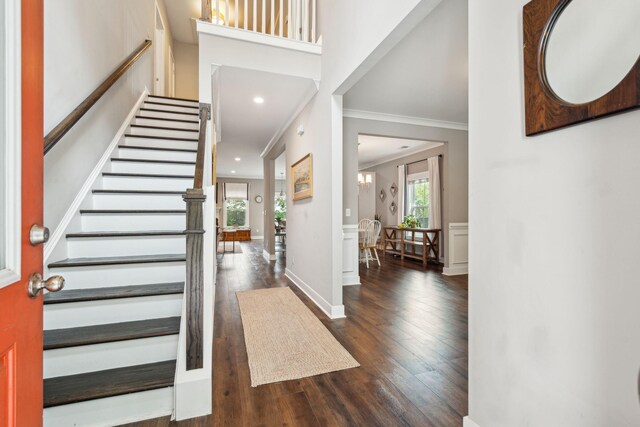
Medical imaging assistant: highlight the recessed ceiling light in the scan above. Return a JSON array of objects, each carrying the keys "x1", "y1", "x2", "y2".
[
  {"x1": 230, "y1": 170, "x2": 236, "y2": 174},
  {"x1": 400, "y1": 145, "x2": 410, "y2": 149},
  {"x1": 234, "y1": 157, "x2": 241, "y2": 162},
  {"x1": 253, "y1": 96, "x2": 264, "y2": 104}
]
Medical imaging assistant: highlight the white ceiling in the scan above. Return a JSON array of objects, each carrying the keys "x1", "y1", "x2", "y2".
[
  {"x1": 217, "y1": 66, "x2": 317, "y2": 179},
  {"x1": 358, "y1": 135, "x2": 444, "y2": 170},
  {"x1": 343, "y1": 0, "x2": 468, "y2": 125},
  {"x1": 164, "y1": 0, "x2": 200, "y2": 44}
]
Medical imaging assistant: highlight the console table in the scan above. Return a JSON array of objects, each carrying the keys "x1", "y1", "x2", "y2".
[{"x1": 382, "y1": 226, "x2": 441, "y2": 266}]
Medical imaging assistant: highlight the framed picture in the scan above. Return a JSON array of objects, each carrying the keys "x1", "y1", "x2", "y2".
[{"x1": 291, "y1": 153, "x2": 313, "y2": 201}]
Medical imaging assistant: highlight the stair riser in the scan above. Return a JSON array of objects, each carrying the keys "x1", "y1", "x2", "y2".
[
  {"x1": 92, "y1": 193, "x2": 185, "y2": 209},
  {"x1": 143, "y1": 102, "x2": 199, "y2": 115},
  {"x1": 81, "y1": 213, "x2": 186, "y2": 232},
  {"x1": 139, "y1": 109, "x2": 198, "y2": 121},
  {"x1": 128, "y1": 126, "x2": 198, "y2": 139},
  {"x1": 44, "y1": 387, "x2": 173, "y2": 427},
  {"x1": 67, "y1": 235, "x2": 185, "y2": 258},
  {"x1": 47, "y1": 262, "x2": 185, "y2": 289},
  {"x1": 44, "y1": 294, "x2": 183, "y2": 329},
  {"x1": 101, "y1": 176, "x2": 193, "y2": 191},
  {"x1": 44, "y1": 336, "x2": 178, "y2": 378},
  {"x1": 133, "y1": 117, "x2": 198, "y2": 130},
  {"x1": 109, "y1": 160, "x2": 195, "y2": 175},
  {"x1": 120, "y1": 137, "x2": 198, "y2": 150},
  {"x1": 147, "y1": 96, "x2": 198, "y2": 108},
  {"x1": 116, "y1": 147, "x2": 196, "y2": 162}
]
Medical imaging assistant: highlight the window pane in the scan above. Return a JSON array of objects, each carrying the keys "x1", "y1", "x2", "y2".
[
  {"x1": 0, "y1": 0, "x2": 6, "y2": 270},
  {"x1": 225, "y1": 200, "x2": 248, "y2": 227},
  {"x1": 407, "y1": 179, "x2": 429, "y2": 228}
]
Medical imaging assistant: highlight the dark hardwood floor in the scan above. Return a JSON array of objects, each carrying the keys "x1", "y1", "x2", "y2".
[{"x1": 122, "y1": 241, "x2": 468, "y2": 427}]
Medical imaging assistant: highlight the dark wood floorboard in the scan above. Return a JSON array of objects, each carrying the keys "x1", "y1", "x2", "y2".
[{"x1": 123, "y1": 241, "x2": 468, "y2": 427}]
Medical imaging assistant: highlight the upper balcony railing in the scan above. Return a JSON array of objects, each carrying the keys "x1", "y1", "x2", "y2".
[{"x1": 201, "y1": 0, "x2": 318, "y2": 44}]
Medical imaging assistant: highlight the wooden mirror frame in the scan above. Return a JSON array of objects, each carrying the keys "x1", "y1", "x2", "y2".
[{"x1": 523, "y1": 0, "x2": 640, "y2": 136}]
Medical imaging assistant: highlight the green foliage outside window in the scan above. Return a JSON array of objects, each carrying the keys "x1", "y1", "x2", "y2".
[
  {"x1": 274, "y1": 194, "x2": 286, "y2": 223},
  {"x1": 226, "y1": 199, "x2": 247, "y2": 226}
]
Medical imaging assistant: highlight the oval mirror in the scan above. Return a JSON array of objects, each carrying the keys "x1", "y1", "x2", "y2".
[{"x1": 544, "y1": 0, "x2": 640, "y2": 105}]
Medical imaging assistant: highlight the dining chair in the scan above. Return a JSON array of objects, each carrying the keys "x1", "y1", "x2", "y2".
[{"x1": 360, "y1": 220, "x2": 382, "y2": 268}]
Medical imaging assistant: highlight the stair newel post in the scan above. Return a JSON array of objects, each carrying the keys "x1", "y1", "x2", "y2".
[{"x1": 183, "y1": 189, "x2": 206, "y2": 370}]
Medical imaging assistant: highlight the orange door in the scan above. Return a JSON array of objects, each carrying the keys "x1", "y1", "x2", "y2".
[{"x1": 0, "y1": 0, "x2": 43, "y2": 425}]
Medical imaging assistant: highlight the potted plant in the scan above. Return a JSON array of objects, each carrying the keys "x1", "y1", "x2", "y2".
[{"x1": 399, "y1": 213, "x2": 419, "y2": 229}]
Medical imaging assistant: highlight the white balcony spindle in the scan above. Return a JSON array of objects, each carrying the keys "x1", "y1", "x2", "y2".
[
  {"x1": 311, "y1": 0, "x2": 316, "y2": 42},
  {"x1": 279, "y1": 0, "x2": 283, "y2": 36},
  {"x1": 287, "y1": 0, "x2": 291, "y2": 38},
  {"x1": 215, "y1": 0, "x2": 220, "y2": 24},
  {"x1": 235, "y1": 0, "x2": 238, "y2": 28},
  {"x1": 262, "y1": 0, "x2": 266, "y2": 33},
  {"x1": 296, "y1": 0, "x2": 301, "y2": 40},
  {"x1": 253, "y1": 0, "x2": 257, "y2": 31},
  {"x1": 225, "y1": 0, "x2": 229, "y2": 26},
  {"x1": 244, "y1": 0, "x2": 248, "y2": 29}
]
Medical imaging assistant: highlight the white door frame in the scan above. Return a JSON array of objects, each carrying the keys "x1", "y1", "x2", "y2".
[
  {"x1": 169, "y1": 45, "x2": 176, "y2": 97},
  {"x1": 154, "y1": 4, "x2": 165, "y2": 96},
  {"x1": 0, "y1": 0, "x2": 22, "y2": 288}
]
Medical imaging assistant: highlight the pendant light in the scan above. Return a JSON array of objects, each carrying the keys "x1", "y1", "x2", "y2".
[{"x1": 279, "y1": 173, "x2": 285, "y2": 197}]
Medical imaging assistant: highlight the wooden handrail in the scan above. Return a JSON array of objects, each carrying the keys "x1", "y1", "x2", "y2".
[
  {"x1": 183, "y1": 103, "x2": 211, "y2": 371},
  {"x1": 43, "y1": 39, "x2": 153, "y2": 154}
]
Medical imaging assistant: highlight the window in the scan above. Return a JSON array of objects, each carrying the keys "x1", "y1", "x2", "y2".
[
  {"x1": 224, "y1": 199, "x2": 249, "y2": 227},
  {"x1": 274, "y1": 193, "x2": 286, "y2": 224},
  {"x1": 406, "y1": 173, "x2": 430, "y2": 228}
]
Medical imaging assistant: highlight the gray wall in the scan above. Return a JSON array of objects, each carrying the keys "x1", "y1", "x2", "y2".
[
  {"x1": 469, "y1": 0, "x2": 640, "y2": 426},
  {"x1": 343, "y1": 117, "x2": 468, "y2": 267}
]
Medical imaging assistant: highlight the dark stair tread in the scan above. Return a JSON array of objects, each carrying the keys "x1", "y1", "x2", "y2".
[
  {"x1": 48, "y1": 253, "x2": 186, "y2": 268},
  {"x1": 66, "y1": 230, "x2": 186, "y2": 238},
  {"x1": 102, "y1": 172, "x2": 194, "y2": 179},
  {"x1": 43, "y1": 282, "x2": 184, "y2": 304},
  {"x1": 118, "y1": 144, "x2": 197, "y2": 153},
  {"x1": 110, "y1": 157, "x2": 196, "y2": 165},
  {"x1": 148, "y1": 94, "x2": 199, "y2": 103},
  {"x1": 92, "y1": 189, "x2": 185, "y2": 195},
  {"x1": 135, "y1": 115, "x2": 199, "y2": 124},
  {"x1": 144, "y1": 101, "x2": 199, "y2": 109},
  {"x1": 44, "y1": 317, "x2": 181, "y2": 350},
  {"x1": 139, "y1": 108, "x2": 198, "y2": 116},
  {"x1": 124, "y1": 134, "x2": 198, "y2": 142},
  {"x1": 44, "y1": 360, "x2": 176, "y2": 407},
  {"x1": 80, "y1": 209, "x2": 186, "y2": 214},
  {"x1": 130, "y1": 124, "x2": 198, "y2": 133}
]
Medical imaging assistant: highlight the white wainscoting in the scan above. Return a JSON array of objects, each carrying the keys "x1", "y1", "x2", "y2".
[
  {"x1": 443, "y1": 222, "x2": 468, "y2": 276},
  {"x1": 342, "y1": 225, "x2": 360, "y2": 286}
]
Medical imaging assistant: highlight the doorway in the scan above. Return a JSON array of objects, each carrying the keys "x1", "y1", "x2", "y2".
[{"x1": 154, "y1": 5, "x2": 165, "y2": 96}]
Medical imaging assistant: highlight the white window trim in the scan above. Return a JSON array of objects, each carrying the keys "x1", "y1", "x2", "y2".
[
  {"x1": 0, "y1": 0, "x2": 22, "y2": 288},
  {"x1": 222, "y1": 199, "x2": 250, "y2": 228},
  {"x1": 407, "y1": 171, "x2": 428, "y2": 182}
]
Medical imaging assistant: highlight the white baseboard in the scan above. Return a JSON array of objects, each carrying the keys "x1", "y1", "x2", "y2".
[
  {"x1": 342, "y1": 274, "x2": 360, "y2": 286},
  {"x1": 463, "y1": 416, "x2": 480, "y2": 427},
  {"x1": 43, "y1": 90, "x2": 149, "y2": 265},
  {"x1": 285, "y1": 268, "x2": 345, "y2": 319},
  {"x1": 252, "y1": 236, "x2": 264, "y2": 240},
  {"x1": 443, "y1": 265, "x2": 468, "y2": 276},
  {"x1": 262, "y1": 249, "x2": 276, "y2": 262}
]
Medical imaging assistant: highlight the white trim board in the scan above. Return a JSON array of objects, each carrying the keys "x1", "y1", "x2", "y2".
[
  {"x1": 463, "y1": 416, "x2": 480, "y2": 427},
  {"x1": 196, "y1": 20, "x2": 322, "y2": 55},
  {"x1": 262, "y1": 249, "x2": 276, "y2": 262},
  {"x1": 344, "y1": 109, "x2": 468, "y2": 131},
  {"x1": 43, "y1": 90, "x2": 149, "y2": 264},
  {"x1": 285, "y1": 268, "x2": 346, "y2": 319},
  {"x1": 0, "y1": 0, "x2": 21, "y2": 288}
]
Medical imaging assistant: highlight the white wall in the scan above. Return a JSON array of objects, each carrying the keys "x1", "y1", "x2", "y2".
[
  {"x1": 44, "y1": 0, "x2": 173, "y2": 233},
  {"x1": 174, "y1": 42, "x2": 198, "y2": 100},
  {"x1": 469, "y1": 1, "x2": 640, "y2": 426}
]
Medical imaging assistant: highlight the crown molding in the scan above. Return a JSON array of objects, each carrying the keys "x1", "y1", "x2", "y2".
[{"x1": 343, "y1": 109, "x2": 468, "y2": 131}]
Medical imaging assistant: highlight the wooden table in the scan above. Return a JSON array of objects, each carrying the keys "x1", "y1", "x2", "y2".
[{"x1": 383, "y1": 226, "x2": 441, "y2": 266}]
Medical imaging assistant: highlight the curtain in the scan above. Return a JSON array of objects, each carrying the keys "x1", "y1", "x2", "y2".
[
  {"x1": 397, "y1": 164, "x2": 406, "y2": 225},
  {"x1": 223, "y1": 182, "x2": 249, "y2": 200},
  {"x1": 427, "y1": 156, "x2": 441, "y2": 229}
]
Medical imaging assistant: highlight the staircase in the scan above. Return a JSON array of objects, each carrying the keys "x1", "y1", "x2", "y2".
[{"x1": 43, "y1": 95, "x2": 200, "y2": 426}]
